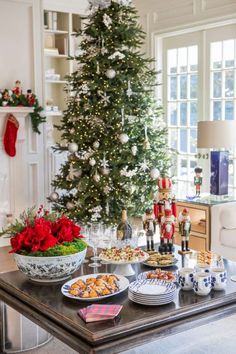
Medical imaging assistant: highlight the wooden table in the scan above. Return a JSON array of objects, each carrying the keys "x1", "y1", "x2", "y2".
[{"x1": 1, "y1": 253, "x2": 236, "y2": 354}]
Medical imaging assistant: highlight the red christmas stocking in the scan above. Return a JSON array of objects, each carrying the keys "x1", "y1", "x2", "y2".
[{"x1": 3, "y1": 114, "x2": 19, "y2": 157}]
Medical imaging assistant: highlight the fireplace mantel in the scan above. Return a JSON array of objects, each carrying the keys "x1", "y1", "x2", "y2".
[{"x1": 0, "y1": 107, "x2": 34, "y2": 141}]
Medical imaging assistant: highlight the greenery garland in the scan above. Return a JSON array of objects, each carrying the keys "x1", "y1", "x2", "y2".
[{"x1": 0, "y1": 86, "x2": 46, "y2": 134}]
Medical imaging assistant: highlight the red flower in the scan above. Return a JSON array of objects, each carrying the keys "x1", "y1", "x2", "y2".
[{"x1": 9, "y1": 208, "x2": 83, "y2": 254}]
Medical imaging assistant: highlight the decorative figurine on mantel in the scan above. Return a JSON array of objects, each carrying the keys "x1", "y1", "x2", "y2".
[
  {"x1": 154, "y1": 176, "x2": 176, "y2": 225},
  {"x1": 178, "y1": 208, "x2": 192, "y2": 255},
  {"x1": 194, "y1": 166, "x2": 203, "y2": 197},
  {"x1": 159, "y1": 209, "x2": 175, "y2": 254},
  {"x1": 12, "y1": 80, "x2": 22, "y2": 97},
  {"x1": 143, "y1": 208, "x2": 156, "y2": 252}
]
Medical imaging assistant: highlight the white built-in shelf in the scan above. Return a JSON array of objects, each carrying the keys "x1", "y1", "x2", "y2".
[
  {"x1": 45, "y1": 111, "x2": 63, "y2": 117},
  {"x1": 44, "y1": 53, "x2": 68, "y2": 58},
  {"x1": 45, "y1": 80, "x2": 67, "y2": 84},
  {"x1": 44, "y1": 29, "x2": 68, "y2": 34}
]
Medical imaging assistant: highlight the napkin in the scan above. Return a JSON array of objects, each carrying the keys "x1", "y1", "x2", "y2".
[{"x1": 78, "y1": 304, "x2": 123, "y2": 323}]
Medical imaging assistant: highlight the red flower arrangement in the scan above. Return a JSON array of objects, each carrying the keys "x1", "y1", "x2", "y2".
[{"x1": 1, "y1": 206, "x2": 84, "y2": 254}]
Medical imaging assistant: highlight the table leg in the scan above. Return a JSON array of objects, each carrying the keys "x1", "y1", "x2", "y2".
[{"x1": 0, "y1": 301, "x2": 6, "y2": 354}]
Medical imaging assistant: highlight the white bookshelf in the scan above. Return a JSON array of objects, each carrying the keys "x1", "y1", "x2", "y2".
[{"x1": 43, "y1": 7, "x2": 85, "y2": 143}]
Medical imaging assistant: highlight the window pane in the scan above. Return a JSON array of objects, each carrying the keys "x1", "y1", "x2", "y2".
[
  {"x1": 188, "y1": 45, "x2": 198, "y2": 71},
  {"x1": 170, "y1": 76, "x2": 177, "y2": 99},
  {"x1": 225, "y1": 70, "x2": 234, "y2": 97},
  {"x1": 168, "y1": 49, "x2": 177, "y2": 74},
  {"x1": 225, "y1": 101, "x2": 234, "y2": 120},
  {"x1": 169, "y1": 103, "x2": 177, "y2": 125},
  {"x1": 178, "y1": 47, "x2": 187, "y2": 73},
  {"x1": 180, "y1": 129, "x2": 188, "y2": 153},
  {"x1": 223, "y1": 39, "x2": 234, "y2": 68},
  {"x1": 180, "y1": 102, "x2": 187, "y2": 126},
  {"x1": 170, "y1": 129, "x2": 178, "y2": 150},
  {"x1": 213, "y1": 101, "x2": 222, "y2": 120},
  {"x1": 213, "y1": 72, "x2": 222, "y2": 98},
  {"x1": 180, "y1": 75, "x2": 187, "y2": 99},
  {"x1": 190, "y1": 74, "x2": 198, "y2": 99},
  {"x1": 180, "y1": 159, "x2": 188, "y2": 177},
  {"x1": 190, "y1": 129, "x2": 197, "y2": 153},
  {"x1": 190, "y1": 102, "x2": 197, "y2": 126},
  {"x1": 211, "y1": 41, "x2": 222, "y2": 69}
]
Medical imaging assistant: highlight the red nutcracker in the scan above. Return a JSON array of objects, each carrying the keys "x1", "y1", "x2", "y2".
[
  {"x1": 159, "y1": 209, "x2": 175, "y2": 254},
  {"x1": 26, "y1": 89, "x2": 36, "y2": 106},
  {"x1": 154, "y1": 177, "x2": 176, "y2": 225},
  {"x1": 12, "y1": 80, "x2": 22, "y2": 97}
]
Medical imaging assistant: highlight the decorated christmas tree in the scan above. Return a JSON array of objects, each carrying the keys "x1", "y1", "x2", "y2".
[{"x1": 50, "y1": 0, "x2": 171, "y2": 224}]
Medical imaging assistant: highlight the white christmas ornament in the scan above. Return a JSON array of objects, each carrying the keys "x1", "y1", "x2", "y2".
[
  {"x1": 119, "y1": 133, "x2": 129, "y2": 144},
  {"x1": 108, "y1": 51, "x2": 125, "y2": 60},
  {"x1": 68, "y1": 142, "x2": 78, "y2": 153},
  {"x1": 103, "y1": 13, "x2": 112, "y2": 28},
  {"x1": 89, "y1": 158, "x2": 96, "y2": 166},
  {"x1": 66, "y1": 202, "x2": 75, "y2": 210},
  {"x1": 49, "y1": 191, "x2": 59, "y2": 201},
  {"x1": 93, "y1": 172, "x2": 100, "y2": 182},
  {"x1": 104, "y1": 186, "x2": 111, "y2": 194},
  {"x1": 105, "y1": 69, "x2": 116, "y2": 79},
  {"x1": 98, "y1": 91, "x2": 111, "y2": 106},
  {"x1": 102, "y1": 167, "x2": 110, "y2": 176},
  {"x1": 131, "y1": 145, "x2": 137, "y2": 156},
  {"x1": 115, "y1": 0, "x2": 131, "y2": 5},
  {"x1": 150, "y1": 168, "x2": 159, "y2": 179},
  {"x1": 93, "y1": 141, "x2": 100, "y2": 149},
  {"x1": 139, "y1": 159, "x2": 149, "y2": 172}
]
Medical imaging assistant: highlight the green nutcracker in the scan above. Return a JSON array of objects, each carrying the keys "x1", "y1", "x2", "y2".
[{"x1": 194, "y1": 166, "x2": 203, "y2": 197}]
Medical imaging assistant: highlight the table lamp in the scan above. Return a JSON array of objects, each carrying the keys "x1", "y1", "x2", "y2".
[{"x1": 197, "y1": 121, "x2": 236, "y2": 196}]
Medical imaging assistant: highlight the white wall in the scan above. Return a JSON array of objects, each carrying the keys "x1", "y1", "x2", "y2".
[{"x1": 134, "y1": 0, "x2": 236, "y2": 57}]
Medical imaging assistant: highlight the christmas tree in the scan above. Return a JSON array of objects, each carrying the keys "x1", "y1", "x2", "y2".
[{"x1": 51, "y1": 0, "x2": 171, "y2": 224}]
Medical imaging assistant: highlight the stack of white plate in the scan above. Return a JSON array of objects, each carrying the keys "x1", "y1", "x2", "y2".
[{"x1": 128, "y1": 279, "x2": 177, "y2": 306}]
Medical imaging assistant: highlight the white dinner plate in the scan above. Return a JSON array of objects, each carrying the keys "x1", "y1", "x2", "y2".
[
  {"x1": 137, "y1": 270, "x2": 176, "y2": 282},
  {"x1": 61, "y1": 273, "x2": 129, "y2": 301},
  {"x1": 129, "y1": 279, "x2": 176, "y2": 295},
  {"x1": 128, "y1": 293, "x2": 175, "y2": 306}
]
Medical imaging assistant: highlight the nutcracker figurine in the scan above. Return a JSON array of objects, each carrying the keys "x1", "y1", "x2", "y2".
[
  {"x1": 194, "y1": 166, "x2": 203, "y2": 197},
  {"x1": 154, "y1": 176, "x2": 176, "y2": 225},
  {"x1": 159, "y1": 209, "x2": 175, "y2": 254},
  {"x1": 12, "y1": 80, "x2": 22, "y2": 97},
  {"x1": 26, "y1": 89, "x2": 36, "y2": 106},
  {"x1": 143, "y1": 208, "x2": 156, "y2": 252},
  {"x1": 178, "y1": 208, "x2": 192, "y2": 254}
]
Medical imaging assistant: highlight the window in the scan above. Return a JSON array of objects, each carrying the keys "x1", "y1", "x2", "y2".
[{"x1": 158, "y1": 23, "x2": 236, "y2": 196}]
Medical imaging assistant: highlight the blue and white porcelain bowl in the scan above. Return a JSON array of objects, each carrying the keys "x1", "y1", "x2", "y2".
[
  {"x1": 14, "y1": 248, "x2": 87, "y2": 283},
  {"x1": 193, "y1": 272, "x2": 212, "y2": 296}
]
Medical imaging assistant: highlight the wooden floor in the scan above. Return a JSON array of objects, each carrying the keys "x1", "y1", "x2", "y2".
[{"x1": 0, "y1": 246, "x2": 17, "y2": 273}]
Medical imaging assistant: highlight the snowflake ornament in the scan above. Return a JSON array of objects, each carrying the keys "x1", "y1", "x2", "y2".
[
  {"x1": 101, "y1": 154, "x2": 109, "y2": 168},
  {"x1": 104, "y1": 186, "x2": 111, "y2": 194},
  {"x1": 98, "y1": 91, "x2": 111, "y2": 106},
  {"x1": 81, "y1": 84, "x2": 90, "y2": 94},
  {"x1": 103, "y1": 14, "x2": 112, "y2": 28},
  {"x1": 127, "y1": 115, "x2": 137, "y2": 124},
  {"x1": 139, "y1": 159, "x2": 149, "y2": 172},
  {"x1": 120, "y1": 166, "x2": 137, "y2": 178}
]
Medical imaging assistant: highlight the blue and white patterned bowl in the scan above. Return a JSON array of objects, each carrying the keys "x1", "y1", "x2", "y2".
[{"x1": 14, "y1": 248, "x2": 87, "y2": 283}]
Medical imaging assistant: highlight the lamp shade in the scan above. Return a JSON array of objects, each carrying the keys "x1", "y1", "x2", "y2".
[{"x1": 197, "y1": 121, "x2": 236, "y2": 149}]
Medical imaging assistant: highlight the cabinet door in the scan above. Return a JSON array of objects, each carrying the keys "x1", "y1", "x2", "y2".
[{"x1": 176, "y1": 205, "x2": 207, "y2": 234}]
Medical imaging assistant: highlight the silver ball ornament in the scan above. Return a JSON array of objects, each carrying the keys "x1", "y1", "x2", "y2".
[
  {"x1": 49, "y1": 191, "x2": 59, "y2": 201},
  {"x1": 93, "y1": 141, "x2": 100, "y2": 149},
  {"x1": 68, "y1": 142, "x2": 78, "y2": 153},
  {"x1": 119, "y1": 133, "x2": 129, "y2": 144},
  {"x1": 131, "y1": 145, "x2": 137, "y2": 156},
  {"x1": 89, "y1": 158, "x2": 96, "y2": 166},
  {"x1": 105, "y1": 69, "x2": 116, "y2": 79},
  {"x1": 93, "y1": 172, "x2": 100, "y2": 182},
  {"x1": 66, "y1": 202, "x2": 75, "y2": 210},
  {"x1": 150, "y1": 168, "x2": 159, "y2": 179},
  {"x1": 74, "y1": 169, "x2": 82, "y2": 178}
]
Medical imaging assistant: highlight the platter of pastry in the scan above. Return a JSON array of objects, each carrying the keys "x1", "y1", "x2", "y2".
[
  {"x1": 197, "y1": 250, "x2": 221, "y2": 265},
  {"x1": 99, "y1": 246, "x2": 149, "y2": 264},
  {"x1": 143, "y1": 252, "x2": 178, "y2": 268},
  {"x1": 138, "y1": 269, "x2": 176, "y2": 282},
  {"x1": 61, "y1": 273, "x2": 129, "y2": 301}
]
